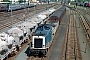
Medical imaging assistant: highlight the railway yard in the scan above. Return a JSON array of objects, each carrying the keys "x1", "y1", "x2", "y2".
[{"x1": 0, "y1": 2, "x2": 90, "y2": 60}]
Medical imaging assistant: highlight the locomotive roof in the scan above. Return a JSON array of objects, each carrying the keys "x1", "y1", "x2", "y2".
[
  {"x1": 34, "y1": 24, "x2": 52, "y2": 36},
  {"x1": 35, "y1": 33, "x2": 45, "y2": 36}
]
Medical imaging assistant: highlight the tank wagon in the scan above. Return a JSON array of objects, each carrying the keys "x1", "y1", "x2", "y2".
[
  {"x1": 7, "y1": 18, "x2": 41, "y2": 52},
  {"x1": 36, "y1": 8, "x2": 56, "y2": 25},
  {"x1": 30, "y1": 24, "x2": 52, "y2": 55},
  {"x1": 16, "y1": 21, "x2": 38, "y2": 43},
  {"x1": 30, "y1": 6, "x2": 66, "y2": 56},
  {"x1": 39, "y1": 8, "x2": 56, "y2": 18},
  {"x1": 8, "y1": 27, "x2": 24, "y2": 48},
  {"x1": 0, "y1": 32, "x2": 16, "y2": 60}
]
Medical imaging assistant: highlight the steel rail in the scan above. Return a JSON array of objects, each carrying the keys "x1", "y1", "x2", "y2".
[
  {"x1": 69, "y1": 7, "x2": 90, "y2": 45},
  {"x1": 64, "y1": 10, "x2": 77, "y2": 60},
  {"x1": 0, "y1": 3, "x2": 59, "y2": 31},
  {"x1": 76, "y1": 11, "x2": 90, "y2": 42}
]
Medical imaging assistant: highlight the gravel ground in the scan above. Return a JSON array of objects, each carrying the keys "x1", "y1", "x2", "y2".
[{"x1": 75, "y1": 11, "x2": 90, "y2": 60}]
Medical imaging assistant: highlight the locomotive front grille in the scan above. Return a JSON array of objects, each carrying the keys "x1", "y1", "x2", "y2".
[{"x1": 34, "y1": 38, "x2": 43, "y2": 48}]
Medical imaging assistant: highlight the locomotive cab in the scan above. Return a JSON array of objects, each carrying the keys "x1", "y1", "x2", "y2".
[
  {"x1": 30, "y1": 24, "x2": 52, "y2": 56},
  {"x1": 30, "y1": 36, "x2": 47, "y2": 55}
]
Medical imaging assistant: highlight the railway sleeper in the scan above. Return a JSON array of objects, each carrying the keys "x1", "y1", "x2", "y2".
[{"x1": 30, "y1": 49, "x2": 47, "y2": 57}]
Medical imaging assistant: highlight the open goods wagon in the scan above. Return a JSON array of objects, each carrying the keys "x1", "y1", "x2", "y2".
[{"x1": 49, "y1": 6, "x2": 66, "y2": 25}]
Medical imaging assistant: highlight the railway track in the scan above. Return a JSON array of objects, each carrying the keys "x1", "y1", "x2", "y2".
[
  {"x1": 0, "y1": 3, "x2": 55, "y2": 18},
  {"x1": 0, "y1": 3, "x2": 60, "y2": 31},
  {"x1": 27, "y1": 56, "x2": 45, "y2": 60},
  {"x1": 76, "y1": 8, "x2": 90, "y2": 24},
  {"x1": 75, "y1": 11, "x2": 90, "y2": 47},
  {"x1": 60, "y1": 9, "x2": 81, "y2": 60},
  {"x1": 80, "y1": 7, "x2": 90, "y2": 16},
  {"x1": 67, "y1": 6, "x2": 90, "y2": 47}
]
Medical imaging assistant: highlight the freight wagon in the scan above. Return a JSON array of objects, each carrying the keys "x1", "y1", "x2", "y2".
[
  {"x1": 0, "y1": 32, "x2": 16, "y2": 60},
  {"x1": 8, "y1": 27, "x2": 24, "y2": 47},
  {"x1": 0, "y1": 2, "x2": 9, "y2": 11},
  {"x1": 49, "y1": 6, "x2": 66, "y2": 25}
]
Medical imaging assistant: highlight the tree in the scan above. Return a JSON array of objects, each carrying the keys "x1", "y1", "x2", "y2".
[
  {"x1": 3, "y1": 0, "x2": 10, "y2": 2},
  {"x1": 18, "y1": 0, "x2": 24, "y2": 3},
  {"x1": 78, "y1": 0, "x2": 90, "y2": 2}
]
